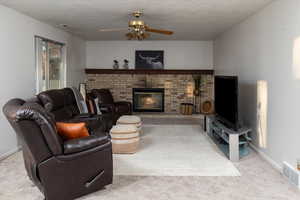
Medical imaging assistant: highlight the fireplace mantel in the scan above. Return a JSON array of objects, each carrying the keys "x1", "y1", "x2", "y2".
[{"x1": 85, "y1": 68, "x2": 214, "y2": 75}]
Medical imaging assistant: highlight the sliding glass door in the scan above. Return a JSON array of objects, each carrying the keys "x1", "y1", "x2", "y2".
[{"x1": 35, "y1": 37, "x2": 66, "y2": 93}]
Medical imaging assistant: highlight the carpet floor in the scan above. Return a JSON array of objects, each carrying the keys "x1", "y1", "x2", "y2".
[
  {"x1": 0, "y1": 116, "x2": 300, "y2": 200},
  {"x1": 114, "y1": 124, "x2": 240, "y2": 176},
  {"x1": 1, "y1": 150, "x2": 300, "y2": 200}
]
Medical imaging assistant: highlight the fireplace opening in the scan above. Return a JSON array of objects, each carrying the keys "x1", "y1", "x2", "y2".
[{"x1": 133, "y1": 88, "x2": 164, "y2": 112}]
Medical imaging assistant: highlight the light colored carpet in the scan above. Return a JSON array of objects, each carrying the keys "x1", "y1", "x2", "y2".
[
  {"x1": 1, "y1": 151, "x2": 300, "y2": 200},
  {"x1": 1, "y1": 116, "x2": 300, "y2": 200},
  {"x1": 113, "y1": 125, "x2": 240, "y2": 176}
]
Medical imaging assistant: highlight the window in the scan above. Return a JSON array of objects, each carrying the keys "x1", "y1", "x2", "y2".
[
  {"x1": 257, "y1": 80, "x2": 268, "y2": 148},
  {"x1": 35, "y1": 36, "x2": 66, "y2": 93},
  {"x1": 293, "y1": 37, "x2": 300, "y2": 80}
]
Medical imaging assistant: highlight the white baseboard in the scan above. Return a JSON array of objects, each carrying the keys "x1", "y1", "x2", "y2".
[
  {"x1": 250, "y1": 143, "x2": 282, "y2": 172},
  {"x1": 0, "y1": 146, "x2": 21, "y2": 161}
]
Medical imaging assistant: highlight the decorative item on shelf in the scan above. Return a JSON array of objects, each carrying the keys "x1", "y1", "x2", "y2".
[
  {"x1": 201, "y1": 100, "x2": 214, "y2": 114},
  {"x1": 192, "y1": 75, "x2": 202, "y2": 96},
  {"x1": 78, "y1": 83, "x2": 87, "y2": 101},
  {"x1": 123, "y1": 59, "x2": 129, "y2": 69},
  {"x1": 113, "y1": 60, "x2": 119, "y2": 69},
  {"x1": 192, "y1": 75, "x2": 202, "y2": 113},
  {"x1": 135, "y1": 50, "x2": 164, "y2": 69},
  {"x1": 180, "y1": 103, "x2": 193, "y2": 115},
  {"x1": 298, "y1": 159, "x2": 300, "y2": 171}
]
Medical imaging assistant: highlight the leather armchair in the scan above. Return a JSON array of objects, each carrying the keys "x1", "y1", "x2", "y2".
[
  {"x1": 3, "y1": 99, "x2": 113, "y2": 200},
  {"x1": 91, "y1": 89, "x2": 132, "y2": 124},
  {"x1": 37, "y1": 88, "x2": 113, "y2": 132}
]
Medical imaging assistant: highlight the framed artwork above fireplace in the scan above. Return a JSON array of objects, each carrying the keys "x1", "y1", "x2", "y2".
[{"x1": 135, "y1": 50, "x2": 164, "y2": 69}]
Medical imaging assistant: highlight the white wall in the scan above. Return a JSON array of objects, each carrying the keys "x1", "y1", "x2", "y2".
[
  {"x1": 214, "y1": 0, "x2": 300, "y2": 168},
  {"x1": 0, "y1": 5, "x2": 86, "y2": 158},
  {"x1": 86, "y1": 41, "x2": 213, "y2": 69},
  {"x1": 67, "y1": 36, "x2": 86, "y2": 87}
]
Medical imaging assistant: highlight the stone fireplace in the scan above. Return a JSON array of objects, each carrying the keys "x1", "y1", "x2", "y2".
[
  {"x1": 133, "y1": 88, "x2": 164, "y2": 112},
  {"x1": 86, "y1": 71, "x2": 214, "y2": 113}
]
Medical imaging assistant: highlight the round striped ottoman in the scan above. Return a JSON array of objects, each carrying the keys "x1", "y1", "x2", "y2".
[
  {"x1": 110, "y1": 124, "x2": 139, "y2": 154},
  {"x1": 117, "y1": 115, "x2": 142, "y2": 133}
]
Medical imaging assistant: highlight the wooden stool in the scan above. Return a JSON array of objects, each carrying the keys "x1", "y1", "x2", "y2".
[
  {"x1": 117, "y1": 115, "x2": 142, "y2": 133},
  {"x1": 110, "y1": 124, "x2": 139, "y2": 154}
]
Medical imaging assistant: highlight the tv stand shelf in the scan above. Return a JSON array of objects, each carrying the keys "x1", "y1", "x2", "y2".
[{"x1": 206, "y1": 116, "x2": 252, "y2": 162}]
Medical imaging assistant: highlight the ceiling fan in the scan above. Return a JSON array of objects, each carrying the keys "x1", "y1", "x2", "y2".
[{"x1": 98, "y1": 11, "x2": 174, "y2": 40}]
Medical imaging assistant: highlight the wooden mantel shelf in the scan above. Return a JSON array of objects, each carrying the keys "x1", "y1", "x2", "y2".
[{"x1": 85, "y1": 68, "x2": 214, "y2": 75}]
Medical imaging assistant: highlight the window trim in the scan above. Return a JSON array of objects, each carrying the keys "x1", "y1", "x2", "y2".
[{"x1": 35, "y1": 36, "x2": 67, "y2": 94}]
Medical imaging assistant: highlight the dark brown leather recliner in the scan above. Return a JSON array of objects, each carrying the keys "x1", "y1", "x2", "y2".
[
  {"x1": 37, "y1": 88, "x2": 113, "y2": 132},
  {"x1": 91, "y1": 89, "x2": 132, "y2": 124},
  {"x1": 3, "y1": 99, "x2": 113, "y2": 200}
]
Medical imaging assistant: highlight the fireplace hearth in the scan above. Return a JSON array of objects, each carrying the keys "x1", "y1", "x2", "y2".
[{"x1": 133, "y1": 88, "x2": 164, "y2": 112}]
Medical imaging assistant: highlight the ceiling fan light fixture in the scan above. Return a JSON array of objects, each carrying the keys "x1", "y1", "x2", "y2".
[
  {"x1": 132, "y1": 11, "x2": 143, "y2": 18},
  {"x1": 129, "y1": 19, "x2": 145, "y2": 27},
  {"x1": 126, "y1": 30, "x2": 149, "y2": 40},
  {"x1": 98, "y1": 10, "x2": 173, "y2": 40}
]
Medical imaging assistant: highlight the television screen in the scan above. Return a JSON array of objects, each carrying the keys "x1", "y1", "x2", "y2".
[{"x1": 214, "y1": 76, "x2": 239, "y2": 130}]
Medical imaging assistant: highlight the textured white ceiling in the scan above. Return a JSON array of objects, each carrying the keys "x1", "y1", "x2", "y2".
[{"x1": 0, "y1": 0, "x2": 274, "y2": 40}]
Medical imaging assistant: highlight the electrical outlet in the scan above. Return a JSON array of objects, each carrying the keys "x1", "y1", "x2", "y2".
[{"x1": 283, "y1": 162, "x2": 299, "y2": 188}]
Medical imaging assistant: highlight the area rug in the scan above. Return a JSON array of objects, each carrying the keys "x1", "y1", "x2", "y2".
[{"x1": 113, "y1": 125, "x2": 241, "y2": 176}]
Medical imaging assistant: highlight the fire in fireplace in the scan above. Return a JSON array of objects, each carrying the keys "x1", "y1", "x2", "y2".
[{"x1": 133, "y1": 88, "x2": 164, "y2": 112}]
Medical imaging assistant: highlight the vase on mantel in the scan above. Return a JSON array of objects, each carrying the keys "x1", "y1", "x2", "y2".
[
  {"x1": 123, "y1": 59, "x2": 129, "y2": 69},
  {"x1": 113, "y1": 60, "x2": 119, "y2": 69}
]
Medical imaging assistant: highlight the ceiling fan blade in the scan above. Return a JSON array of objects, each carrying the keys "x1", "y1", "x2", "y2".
[
  {"x1": 98, "y1": 28, "x2": 128, "y2": 32},
  {"x1": 126, "y1": 32, "x2": 134, "y2": 40},
  {"x1": 145, "y1": 27, "x2": 173, "y2": 35}
]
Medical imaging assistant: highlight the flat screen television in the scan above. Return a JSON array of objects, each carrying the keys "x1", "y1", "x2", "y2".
[{"x1": 214, "y1": 76, "x2": 239, "y2": 131}]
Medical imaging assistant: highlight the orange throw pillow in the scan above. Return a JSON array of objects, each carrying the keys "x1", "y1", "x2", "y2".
[{"x1": 56, "y1": 122, "x2": 90, "y2": 140}]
